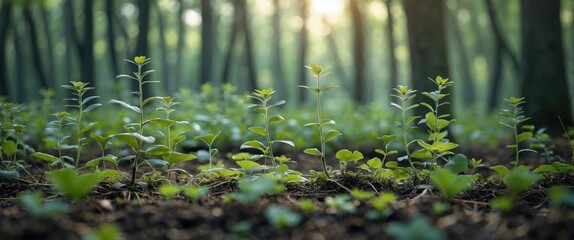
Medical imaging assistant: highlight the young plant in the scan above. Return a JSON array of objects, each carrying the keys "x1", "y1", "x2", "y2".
[
  {"x1": 430, "y1": 168, "x2": 475, "y2": 199},
  {"x1": 325, "y1": 194, "x2": 357, "y2": 214},
  {"x1": 335, "y1": 149, "x2": 364, "y2": 175},
  {"x1": 46, "y1": 168, "x2": 103, "y2": 201},
  {"x1": 195, "y1": 131, "x2": 221, "y2": 169},
  {"x1": 61, "y1": 81, "x2": 101, "y2": 167},
  {"x1": 300, "y1": 63, "x2": 341, "y2": 178},
  {"x1": 387, "y1": 216, "x2": 446, "y2": 240},
  {"x1": 499, "y1": 97, "x2": 535, "y2": 169},
  {"x1": 159, "y1": 184, "x2": 181, "y2": 201},
  {"x1": 182, "y1": 185, "x2": 209, "y2": 203},
  {"x1": 374, "y1": 135, "x2": 399, "y2": 168},
  {"x1": 241, "y1": 88, "x2": 294, "y2": 167},
  {"x1": 31, "y1": 111, "x2": 75, "y2": 169},
  {"x1": 18, "y1": 191, "x2": 69, "y2": 218},
  {"x1": 110, "y1": 56, "x2": 158, "y2": 185},
  {"x1": 265, "y1": 205, "x2": 302, "y2": 230},
  {"x1": 390, "y1": 85, "x2": 420, "y2": 178},
  {"x1": 415, "y1": 76, "x2": 458, "y2": 169}
]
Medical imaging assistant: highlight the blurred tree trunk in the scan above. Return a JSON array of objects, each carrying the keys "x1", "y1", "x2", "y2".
[
  {"x1": 64, "y1": 0, "x2": 77, "y2": 88},
  {"x1": 239, "y1": 0, "x2": 258, "y2": 91},
  {"x1": 349, "y1": 0, "x2": 367, "y2": 104},
  {"x1": 135, "y1": 0, "x2": 151, "y2": 97},
  {"x1": 297, "y1": 0, "x2": 309, "y2": 104},
  {"x1": 82, "y1": 0, "x2": 95, "y2": 89},
  {"x1": 447, "y1": 8, "x2": 475, "y2": 106},
  {"x1": 175, "y1": 0, "x2": 185, "y2": 89},
  {"x1": 0, "y1": 3, "x2": 12, "y2": 98},
  {"x1": 521, "y1": 0, "x2": 572, "y2": 133},
  {"x1": 221, "y1": 0, "x2": 241, "y2": 84},
  {"x1": 40, "y1": 6, "x2": 54, "y2": 89},
  {"x1": 485, "y1": 0, "x2": 519, "y2": 112},
  {"x1": 23, "y1": 6, "x2": 49, "y2": 89},
  {"x1": 12, "y1": 24, "x2": 27, "y2": 102},
  {"x1": 105, "y1": 0, "x2": 119, "y2": 79},
  {"x1": 199, "y1": 0, "x2": 213, "y2": 86},
  {"x1": 384, "y1": 0, "x2": 398, "y2": 102},
  {"x1": 155, "y1": 2, "x2": 170, "y2": 95},
  {"x1": 322, "y1": 16, "x2": 349, "y2": 91},
  {"x1": 403, "y1": 0, "x2": 450, "y2": 117},
  {"x1": 271, "y1": 0, "x2": 287, "y2": 99}
]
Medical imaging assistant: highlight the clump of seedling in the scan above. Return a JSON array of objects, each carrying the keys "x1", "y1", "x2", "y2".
[
  {"x1": 46, "y1": 168, "x2": 103, "y2": 201},
  {"x1": 300, "y1": 63, "x2": 341, "y2": 178},
  {"x1": 499, "y1": 97, "x2": 536, "y2": 169},
  {"x1": 335, "y1": 149, "x2": 364, "y2": 175},
  {"x1": 61, "y1": 81, "x2": 101, "y2": 167},
  {"x1": 195, "y1": 131, "x2": 221, "y2": 170},
  {"x1": 31, "y1": 111, "x2": 75, "y2": 170},
  {"x1": 0, "y1": 103, "x2": 36, "y2": 180},
  {"x1": 241, "y1": 88, "x2": 294, "y2": 167}
]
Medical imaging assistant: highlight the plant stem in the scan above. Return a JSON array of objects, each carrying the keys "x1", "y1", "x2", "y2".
[
  {"x1": 75, "y1": 94, "x2": 83, "y2": 168},
  {"x1": 316, "y1": 75, "x2": 329, "y2": 177},
  {"x1": 400, "y1": 98, "x2": 417, "y2": 179},
  {"x1": 132, "y1": 64, "x2": 145, "y2": 185},
  {"x1": 263, "y1": 100, "x2": 276, "y2": 167}
]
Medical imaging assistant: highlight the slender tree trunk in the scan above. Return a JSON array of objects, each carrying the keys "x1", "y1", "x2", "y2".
[
  {"x1": 297, "y1": 0, "x2": 309, "y2": 103},
  {"x1": 0, "y1": 3, "x2": 12, "y2": 98},
  {"x1": 404, "y1": 0, "x2": 451, "y2": 118},
  {"x1": 521, "y1": 0, "x2": 572, "y2": 134},
  {"x1": 135, "y1": 0, "x2": 151, "y2": 97},
  {"x1": 485, "y1": 0, "x2": 519, "y2": 73},
  {"x1": 64, "y1": 0, "x2": 76, "y2": 88},
  {"x1": 271, "y1": 0, "x2": 287, "y2": 99},
  {"x1": 199, "y1": 0, "x2": 213, "y2": 86},
  {"x1": 239, "y1": 0, "x2": 258, "y2": 91},
  {"x1": 384, "y1": 0, "x2": 398, "y2": 102},
  {"x1": 221, "y1": 1, "x2": 241, "y2": 85},
  {"x1": 155, "y1": 2, "x2": 170, "y2": 95},
  {"x1": 40, "y1": 6, "x2": 55, "y2": 89},
  {"x1": 13, "y1": 25, "x2": 27, "y2": 102},
  {"x1": 349, "y1": 0, "x2": 367, "y2": 104},
  {"x1": 448, "y1": 8, "x2": 476, "y2": 106},
  {"x1": 105, "y1": 0, "x2": 120, "y2": 79},
  {"x1": 175, "y1": 0, "x2": 185, "y2": 90},
  {"x1": 322, "y1": 16, "x2": 349, "y2": 90},
  {"x1": 83, "y1": 0, "x2": 95, "y2": 89},
  {"x1": 23, "y1": 6, "x2": 49, "y2": 90}
]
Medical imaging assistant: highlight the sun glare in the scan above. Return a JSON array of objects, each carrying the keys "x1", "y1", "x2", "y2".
[{"x1": 310, "y1": 0, "x2": 344, "y2": 20}]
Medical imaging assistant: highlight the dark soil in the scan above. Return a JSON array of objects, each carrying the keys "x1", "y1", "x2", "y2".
[{"x1": 1, "y1": 141, "x2": 574, "y2": 240}]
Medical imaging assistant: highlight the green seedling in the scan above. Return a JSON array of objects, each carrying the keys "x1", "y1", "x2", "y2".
[
  {"x1": 387, "y1": 216, "x2": 446, "y2": 240},
  {"x1": 18, "y1": 191, "x2": 69, "y2": 218},
  {"x1": 195, "y1": 131, "x2": 221, "y2": 169},
  {"x1": 325, "y1": 194, "x2": 357, "y2": 214},
  {"x1": 469, "y1": 158, "x2": 485, "y2": 175},
  {"x1": 298, "y1": 199, "x2": 316, "y2": 214},
  {"x1": 365, "y1": 192, "x2": 397, "y2": 220},
  {"x1": 415, "y1": 76, "x2": 458, "y2": 169},
  {"x1": 241, "y1": 88, "x2": 294, "y2": 167},
  {"x1": 430, "y1": 168, "x2": 475, "y2": 199},
  {"x1": 335, "y1": 149, "x2": 364, "y2": 175},
  {"x1": 300, "y1": 63, "x2": 341, "y2": 178},
  {"x1": 31, "y1": 111, "x2": 75, "y2": 170},
  {"x1": 489, "y1": 196, "x2": 514, "y2": 214},
  {"x1": 529, "y1": 127, "x2": 555, "y2": 163},
  {"x1": 231, "y1": 175, "x2": 283, "y2": 204},
  {"x1": 350, "y1": 188, "x2": 375, "y2": 201},
  {"x1": 265, "y1": 205, "x2": 302, "y2": 230},
  {"x1": 61, "y1": 81, "x2": 101, "y2": 167},
  {"x1": 390, "y1": 85, "x2": 420, "y2": 179},
  {"x1": 159, "y1": 184, "x2": 181, "y2": 201},
  {"x1": 86, "y1": 133, "x2": 119, "y2": 171},
  {"x1": 110, "y1": 56, "x2": 159, "y2": 185},
  {"x1": 490, "y1": 165, "x2": 541, "y2": 212},
  {"x1": 549, "y1": 186, "x2": 574, "y2": 208},
  {"x1": 375, "y1": 135, "x2": 399, "y2": 167},
  {"x1": 46, "y1": 168, "x2": 103, "y2": 201},
  {"x1": 83, "y1": 223, "x2": 125, "y2": 240},
  {"x1": 182, "y1": 185, "x2": 209, "y2": 203},
  {"x1": 499, "y1": 97, "x2": 536, "y2": 169}
]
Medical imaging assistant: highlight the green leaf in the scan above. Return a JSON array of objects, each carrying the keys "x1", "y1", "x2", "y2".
[
  {"x1": 320, "y1": 85, "x2": 338, "y2": 93},
  {"x1": 430, "y1": 168, "x2": 475, "y2": 198},
  {"x1": 304, "y1": 148, "x2": 322, "y2": 156},
  {"x1": 236, "y1": 160, "x2": 263, "y2": 170},
  {"x1": 46, "y1": 169, "x2": 103, "y2": 201},
  {"x1": 80, "y1": 122, "x2": 98, "y2": 135},
  {"x1": 84, "y1": 155, "x2": 119, "y2": 167},
  {"x1": 335, "y1": 149, "x2": 364, "y2": 163},
  {"x1": 324, "y1": 130, "x2": 342, "y2": 143},
  {"x1": 504, "y1": 166, "x2": 542, "y2": 195},
  {"x1": 83, "y1": 103, "x2": 101, "y2": 113},
  {"x1": 159, "y1": 185, "x2": 181, "y2": 200},
  {"x1": 1, "y1": 140, "x2": 17, "y2": 156},
  {"x1": 162, "y1": 152, "x2": 197, "y2": 166},
  {"x1": 248, "y1": 126, "x2": 267, "y2": 137},
  {"x1": 378, "y1": 135, "x2": 397, "y2": 145},
  {"x1": 109, "y1": 99, "x2": 140, "y2": 113},
  {"x1": 490, "y1": 165, "x2": 509, "y2": 179},
  {"x1": 268, "y1": 115, "x2": 285, "y2": 124},
  {"x1": 31, "y1": 152, "x2": 60, "y2": 163},
  {"x1": 410, "y1": 149, "x2": 432, "y2": 159},
  {"x1": 240, "y1": 140, "x2": 266, "y2": 151},
  {"x1": 142, "y1": 96, "x2": 162, "y2": 106},
  {"x1": 195, "y1": 131, "x2": 221, "y2": 146},
  {"x1": 298, "y1": 85, "x2": 319, "y2": 94},
  {"x1": 143, "y1": 118, "x2": 180, "y2": 127},
  {"x1": 146, "y1": 145, "x2": 170, "y2": 155},
  {"x1": 533, "y1": 164, "x2": 557, "y2": 173},
  {"x1": 444, "y1": 154, "x2": 468, "y2": 173},
  {"x1": 367, "y1": 157, "x2": 382, "y2": 169},
  {"x1": 517, "y1": 132, "x2": 533, "y2": 143},
  {"x1": 90, "y1": 133, "x2": 110, "y2": 150},
  {"x1": 272, "y1": 140, "x2": 295, "y2": 147},
  {"x1": 0, "y1": 170, "x2": 19, "y2": 180},
  {"x1": 110, "y1": 133, "x2": 155, "y2": 150}
]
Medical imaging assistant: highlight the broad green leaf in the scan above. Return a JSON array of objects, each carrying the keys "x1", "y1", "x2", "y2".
[
  {"x1": 268, "y1": 115, "x2": 285, "y2": 124},
  {"x1": 503, "y1": 166, "x2": 542, "y2": 195},
  {"x1": 335, "y1": 149, "x2": 364, "y2": 163},
  {"x1": 490, "y1": 165, "x2": 509, "y2": 179},
  {"x1": 143, "y1": 118, "x2": 179, "y2": 127},
  {"x1": 240, "y1": 140, "x2": 266, "y2": 151},
  {"x1": 367, "y1": 157, "x2": 382, "y2": 169},
  {"x1": 272, "y1": 140, "x2": 295, "y2": 147},
  {"x1": 0, "y1": 170, "x2": 19, "y2": 180},
  {"x1": 410, "y1": 149, "x2": 432, "y2": 159},
  {"x1": 324, "y1": 130, "x2": 342, "y2": 143},
  {"x1": 321, "y1": 119, "x2": 336, "y2": 125},
  {"x1": 517, "y1": 132, "x2": 533, "y2": 143},
  {"x1": 46, "y1": 169, "x2": 102, "y2": 201},
  {"x1": 81, "y1": 96, "x2": 99, "y2": 105},
  {"x1": 304, "y1": 148, "x2": 322, "y2": 156},
  {"x1": 298, "y1": 85, "x2": 319, "y2": 94},
  {"x1": 90, "y1": 133, "x2": 110, "y2": 150},
  {"x1": 162, "y1": 152, "x2": 197, "y2": 165},
  {"x1": 533, "y1": 164, "x2": 557, "y2": 173},
  {"x1": 80, "y1": 122, "x2": 98, "y2": 135},
  {"x1": 109, "y1": 99, "x2": 140, "y2": 113},
  {"x1": 195, "y1": 131, "x2": 221, "y2": 146},
  {"x1": 385, "y1": 161, "x2": 398, "y2": 169},
  {"x1": 210, "y1": 168, "x2": 241, "y2": 177},
  {"x1": 84, "y1": 155, "x2": 119, "y2": 167},
  {"x1": 248, "y1": 126, "x2": 267, "y2": 137},
  {"x1": 236, "y1": 160, "x2": 263, "y2": 170},
  {"x1": 159, "y1": 185, "x2": 181, "y2": 200},
  {"x1": 378, "y1": 135, "x2": 397, "y2": 145},
  {"x1": 144, "y1": 159, "x2": 169, "y2": 169},
  {"x1": 430, "y1": 168, "x2": 475, "y2": 198},
  {"x1": 142, "y1": 96, "x2": 162, "y2": 106},
  {"x1": 444, "y1": 154, "x2": 468, "y2": 173},
  {"x1": 110, "y1": 133, "x2": 155, "y2": 150},
  {"x1": 31, "y1": 152, "x2": 60, "y2": 163},
  {"x1": 83, "y1": 103, "x2": 101, "y2": 113},
  {"x1": 1, "y1": 140, "x2": 17, "y2": 156},
  {"x1": 321, "y1": 85, "x2": 338, "y2": 93},
  {"x1": 146, "y1": 145, "x2": 170, "y2": 155}
]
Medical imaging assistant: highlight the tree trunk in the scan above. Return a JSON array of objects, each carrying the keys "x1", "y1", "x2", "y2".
[
  {"x1": 322, "y1": 16, "x2": 349, "y2": 91},
  {"x1": 83, "y1": 0, "x2": 95, "y2": 89},
  {"x1": 447, "y1": 8, "x2": 476, "y2": 106},
  {"x1": 175, "y1": 0, "x2": 185, "y2": 90},
  {"x1": 297, "y1": 0, "x2": 309, "y2": 104},
  {"x1": 23, "y1": 6, "x2": 49, "y2": 90},
  {"x1": 64, "y1": 0, "x2": 77, "y2": 88},
  {"x1": 0, "y1": 3, "x2": 12, "y2": 98},
  {"x1": 199, "y1": 0, "x2": 214, "y2": 86},
  {"x1": 384, "y1": 0, "x2": 398, "y2": 103},
  {"x1": 135, "y1": 0, "x2": 151, "y2": 97},
  {"x1": 105, "y1": 0, "x2": 120, "y2": 79},
  {"x1": 40, "y1": 6, "x2": 55, "y2": 89},
  {"x1": 271, "y1": 0, "x2": 287, "y2": 99},
  {"x1": 521, "y1": 0, "x2": 572, "y2": 134},
  {"x1": 221, "y1": 1, "x2": 241, "y2": 85},
  {"x1": 403, "y1": 0, "x2": 450, "y2": 117},
  {"x1": 155, "y1": 1, "x2": 171, "y2": 95},
  {"x1": 349, "y1": 0, "x2": 367, "y2": 104},
  {"x1": 12, "y1": 24, "x2": 27, "y2": 102},
  {"x1": 239, "y1": 0, "x2": 258, "y2": 91}
]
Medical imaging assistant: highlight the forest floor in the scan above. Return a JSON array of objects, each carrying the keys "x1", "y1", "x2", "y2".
[{"x1": 1, "y1": 140, "x2": 574, "y2": 240}]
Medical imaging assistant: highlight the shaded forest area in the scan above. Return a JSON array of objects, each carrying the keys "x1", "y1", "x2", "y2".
[{"x1": 0, "y1": 0, "x2": 573, "y2": 132}]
